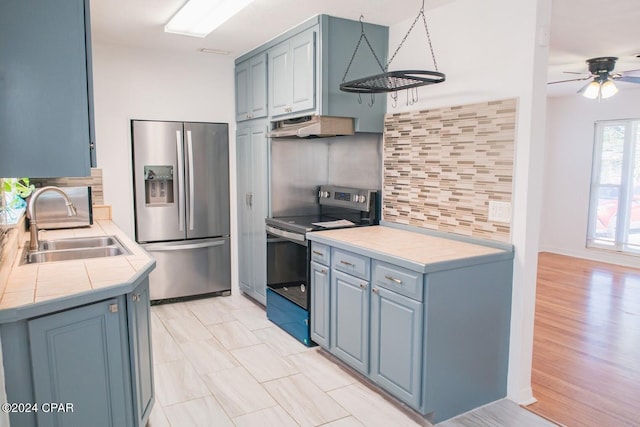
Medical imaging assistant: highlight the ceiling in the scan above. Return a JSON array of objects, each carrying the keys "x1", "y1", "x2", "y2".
[{"x1": 90, "y1": 0, "x2": 640, "y2": 98}]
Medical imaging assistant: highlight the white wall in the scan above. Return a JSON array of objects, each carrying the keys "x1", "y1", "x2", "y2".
[
  {"x1": 91, "y1": 43, "x2": 238, "y2": 291},
  {"x1": 541, "y1": 87, "x2": 640, "y2": 267},
  {"x1": 386, "y1": 0, "x2": 551, "y2": 404}
]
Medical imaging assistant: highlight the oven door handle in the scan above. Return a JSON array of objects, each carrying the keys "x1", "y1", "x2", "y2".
[{"x1": 265, "y1": 225, "x2": 306, "y2": 243}]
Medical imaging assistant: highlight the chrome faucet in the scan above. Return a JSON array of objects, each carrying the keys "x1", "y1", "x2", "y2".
[{"x1": 28, "y1": 186, "x2": 77, "y2": 251}]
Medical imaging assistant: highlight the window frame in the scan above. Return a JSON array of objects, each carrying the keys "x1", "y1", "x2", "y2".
[{"x1": 587, "y1": 119, "x2": 640, "y2": 255}]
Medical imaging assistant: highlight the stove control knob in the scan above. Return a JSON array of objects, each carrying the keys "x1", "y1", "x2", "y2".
[
  {"x1": 352, "y1": 194, "x2": 358, "y2": 202},
  {"x1": 358, "y1": 195, "x2": 366, "y2": 203}
]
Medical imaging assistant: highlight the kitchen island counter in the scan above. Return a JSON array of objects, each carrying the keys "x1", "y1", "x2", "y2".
[{"x1": 306, "y1": 222, "x2": 513, "y2": 273}]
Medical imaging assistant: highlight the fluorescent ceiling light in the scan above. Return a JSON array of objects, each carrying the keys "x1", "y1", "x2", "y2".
[
  {"x1": 165, "y1": 0, "x2": 255, "y2": 38},
  {"x1": 600, "y1": 80, "x2": 618, "y2": 99}
]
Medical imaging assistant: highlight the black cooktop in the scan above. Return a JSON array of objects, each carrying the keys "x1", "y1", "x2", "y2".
[{"x1": 266, "y1": 213, "x2": 374, "y2": 235}]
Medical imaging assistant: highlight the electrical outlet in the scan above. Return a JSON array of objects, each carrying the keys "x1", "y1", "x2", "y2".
[{"x1": 488, "y1": 201, "x2": 512, "y2": 223}]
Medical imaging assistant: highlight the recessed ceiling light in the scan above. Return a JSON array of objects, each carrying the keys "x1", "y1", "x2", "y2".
[{"x1": 165, "y1": 0, "x2": 255, "y2": 38}]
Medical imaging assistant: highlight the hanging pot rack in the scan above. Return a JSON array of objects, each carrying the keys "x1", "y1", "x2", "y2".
[{"x1": 340, "y1": 0, "x2": 445, "y2": 95}]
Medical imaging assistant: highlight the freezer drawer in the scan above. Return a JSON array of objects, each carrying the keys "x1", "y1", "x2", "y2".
[{"x1": 143, "y1": 237, "x2": 231, "y2": 300}]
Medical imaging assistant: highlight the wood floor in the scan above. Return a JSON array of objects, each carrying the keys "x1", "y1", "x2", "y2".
[{"x1": 527, "y1": 252, "x2": 640, "y2": 426}]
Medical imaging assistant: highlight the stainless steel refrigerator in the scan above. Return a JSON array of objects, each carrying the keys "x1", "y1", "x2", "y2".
[{"x1": 131, "y1": 120, "x2": 231, "y2": 300}]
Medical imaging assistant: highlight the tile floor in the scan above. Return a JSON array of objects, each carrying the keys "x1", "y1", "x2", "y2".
[{"x1": 147, "y1": 294, "x2": 556, "y2": 427}]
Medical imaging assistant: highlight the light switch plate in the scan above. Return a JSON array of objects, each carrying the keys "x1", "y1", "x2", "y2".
[{"x1": 488, "y1": 201, "x2": 512, "y2": 223}]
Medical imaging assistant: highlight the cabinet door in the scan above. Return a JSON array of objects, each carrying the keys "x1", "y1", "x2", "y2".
[
  {"x1": 310, "y1": 261, "x2": 330, "y2": 348},
  {"x1": 236, "y1": 126, "x2": 254, "y2": 293},
  {"x1": 0, "y1": 0, "x2": 92, "y2": 177},
  {"x1": 128, "y1": 279, "x2": 155, "y2": 426},
  {"x1": 236, "y1": 123, "x2": 269, "y2": 305},
  {"x1": 29, "y1": 298, "x2": 131, "y2": 427},
  {"x1": 371, "y1": 286, "x2": 423, "y2": 409},
  {"x1": 235, "y1": 60, "x2": 250, "y2": 121},
  {"x1": 290, "y1": 29, "x2": 315, "y2": 114},
  {"x1": 250, "y1": 124, "x2": 269, "y2": 303},
  {"x1": 331, "y1": 269, "x2": 369, "y2": 374},
  {"x1": 249, "y1": 53, "x2": 268, "y2": 119},
  {"x1": 269, "y1": 41, "x2": 292, "y2": 117}
]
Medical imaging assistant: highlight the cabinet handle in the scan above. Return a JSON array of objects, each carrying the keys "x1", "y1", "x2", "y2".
[
  {"x1": 285, "y1": 107, "x2": 292, "y2": 113},
  {"x1": 109, "y1": 303, "x2": 119, "y2": 313},
  {"x1": 322, "y1": 269, "x2": 327, "y2": 274},
  {"x1": 312, "y1": 250, "x2": 324, "y2": 256},
  {"x1": 132, "y1": 294, "x2": 140, "y2": 302},
  {"x1": 385, "y1": 275, "x2": 403, "y2": 285},
  {"x1": 340, "y1": 260, "x2": 354, "y2": 267},
  {"x1": 372, "y1": 287, "x2": 379, "y2": 294},
  {"x1": 359, "y1": 283, "x2": 367, "y2": 289}
]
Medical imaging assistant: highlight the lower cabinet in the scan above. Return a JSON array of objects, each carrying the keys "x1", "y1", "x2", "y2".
[
  {"x1": 2, "y1": 279, "x2": 154, "y2": 427},
  {"x1": 29, "y1": 298, "x2": 131, "y2": 427},
  {"x1": 310, "y1": 260, "x2": 330, "y2": 348},
  {"x1": 330, "y1": 269, "x2": 370, "y2": 374},
  {"x1": 370, "y1": 286, "x2": 423, "y2": 409},
  {"x1": 308, "y1": 234, "x2": 514, "y2": 423}
]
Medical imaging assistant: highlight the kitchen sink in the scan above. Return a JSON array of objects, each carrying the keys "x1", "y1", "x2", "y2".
[
  {"x1": 22, "y1": 235, "x2": 131, "y2": 264},
  {"x1": 39, "y1": 236, "x2": 120, "y2": 251}
]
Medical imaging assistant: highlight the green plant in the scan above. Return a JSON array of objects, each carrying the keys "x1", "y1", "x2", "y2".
[{"x1": 3, "y1": 177, "x2": 35, "y2": 199}]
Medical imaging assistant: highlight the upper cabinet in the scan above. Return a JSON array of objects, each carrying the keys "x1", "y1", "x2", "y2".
[
  {"x1": 269, "y1": 29, "x2": 316, "y2": 117},
  {"x1": 235, "y1": 53, "x2": 268, "y2": 122},
  {"x1": 0, "y1": 0, "x2": 95, "y2": 178},
  {"x1": 234, "y1": 15, "x2": 389, "y2": 133}
]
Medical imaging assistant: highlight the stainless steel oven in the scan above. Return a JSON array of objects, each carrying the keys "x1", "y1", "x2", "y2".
[{"x1": 265, "y1": 185, "x2": 378, "y2": 345}]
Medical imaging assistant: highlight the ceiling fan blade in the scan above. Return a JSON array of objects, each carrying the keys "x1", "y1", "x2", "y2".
[
  {"x1": 620, "y1": 68, "x2": 640, "y2": 75},
  {"x1": 547, "y1": 76, "x2": 591, "y2": 85},
  {"x1": 615, "y1": 75, "x2": 640, "y2": 84}
]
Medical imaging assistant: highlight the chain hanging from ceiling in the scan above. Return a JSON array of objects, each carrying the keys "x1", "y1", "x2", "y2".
[{"x1": 340, "y1": 0, "x2": 445, "y2": 106}]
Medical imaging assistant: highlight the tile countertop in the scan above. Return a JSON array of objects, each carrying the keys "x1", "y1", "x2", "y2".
[
  {"x1": 0, "y1": 220, "x2": 155, "y2": 323},
  {"x1": 306, "y1": 224, "x2": 514, "y2": 273}
]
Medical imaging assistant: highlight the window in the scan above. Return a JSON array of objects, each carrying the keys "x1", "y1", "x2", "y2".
[{"x1": 587, "y1": 120, "x2": 640, "y2": 254}]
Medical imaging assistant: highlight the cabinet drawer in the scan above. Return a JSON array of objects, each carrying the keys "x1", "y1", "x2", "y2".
[
  {"x1": 332, "y1": 248, "x2": 370, "y2": 280},
  {"x1": 372, "y1": 261, "x2": 423, "y2": 302},
  {"x1": 311, "y1": 242, "x2": 330, "y2": 265}
]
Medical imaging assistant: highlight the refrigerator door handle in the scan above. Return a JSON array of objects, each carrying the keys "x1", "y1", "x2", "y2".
[
  {"x1": 144, "y1": 239, "x2": 226, "y2": 252},
  {"x1": 186, "y1": 130, "x2": 195, "y2": 231},
  {"x1": 176, "y1": 130, "x2": 186, "y2": 231}
]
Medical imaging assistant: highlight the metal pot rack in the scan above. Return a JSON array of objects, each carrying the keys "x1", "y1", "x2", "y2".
[{"x1": 340, "y1": 0, "x2": 445, "y2": 105}]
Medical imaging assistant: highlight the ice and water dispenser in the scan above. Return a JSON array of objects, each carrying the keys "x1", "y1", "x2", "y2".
[{"x1": 144, "y1": 165, "x2": 174, "y2": 205}]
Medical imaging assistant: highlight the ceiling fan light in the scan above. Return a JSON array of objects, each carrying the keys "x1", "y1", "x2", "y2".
[
  {"x1": 582, "y1": 81, "x2": 601, "y2": 99},
  {"x1": 600, "y1": 80, "x2": 618, "y2": 98}
]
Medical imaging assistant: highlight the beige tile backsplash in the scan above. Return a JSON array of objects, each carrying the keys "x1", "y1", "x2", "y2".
[
  {"x1": 30, "y1": 168, "x2": 104, "y2": 205},
  {"x1": 383, "y1": 98, "x2": 517, "y2": 243}
]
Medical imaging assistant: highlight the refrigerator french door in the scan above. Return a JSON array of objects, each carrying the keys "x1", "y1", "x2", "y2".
[{"x1": 132, "y1": 120, "x2": 231, "y2": 300}]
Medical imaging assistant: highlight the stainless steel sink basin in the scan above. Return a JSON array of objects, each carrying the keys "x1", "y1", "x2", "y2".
[
  {"x1": 39, "y1": 236, "x2": 120, "y2": 251},
  {"x1": 22, "y1": 235, "x2": 131, "y2": 264}
]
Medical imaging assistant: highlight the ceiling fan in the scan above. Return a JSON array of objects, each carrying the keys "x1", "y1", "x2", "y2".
[{"x1": 548, "y1": 57, "x2": 640, "y2": 99}]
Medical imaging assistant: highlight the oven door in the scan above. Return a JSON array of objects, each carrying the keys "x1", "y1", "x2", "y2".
[{"x1": 266, "y1": 225, "x2": 310, "y2": 310}]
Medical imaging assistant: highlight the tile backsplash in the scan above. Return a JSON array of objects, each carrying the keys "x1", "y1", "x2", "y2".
[
  {"x1": 30, "y1": 168, "x2": 104, "y2": 206},
  {"x1": 382, "y1": 98, "x2": 517, "y2": 243}
]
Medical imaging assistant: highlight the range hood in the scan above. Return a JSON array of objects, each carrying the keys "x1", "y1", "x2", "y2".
[{"x1": 267, "y1": 115, "x2": 355, "y2": 138}]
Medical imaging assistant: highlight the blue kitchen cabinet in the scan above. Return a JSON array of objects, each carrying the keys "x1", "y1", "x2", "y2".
[
  {"x1": 370, "y1": 284, "x2": 423, "y2": 409},
  {"x1": 268, "y1": 28, "x2": 316, "y2": 117},
  {"x1": 235, "y1": 53, "x2": 268, "y2": 122},
  {"x1": 29, "y1": 297, "x2": 131, "y2": 427},
  {"x1": 1, "y1": 278, "x2": 154, "y2": 427},
  {"x1": 235, "y1": 15, "x2": 389, "y2": 133},
  {"x1": 127, "y1": 279, "x2": 155, "y2": 426},
  {"x1": 330, "y1": 268, "x2": 370, "y2": 375},
  {"x1": 307, "y1": 225, "x2": 514, "y2": 423},
  {"x1": 0, "y1": 0, "x2": 95, "y2": 177},
  {"x1": 236, "y1": 122, "x2": 269, "y2": 305},
  {"x1": 310, "y1": 259, "x2": 330, "y2": 348}
]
